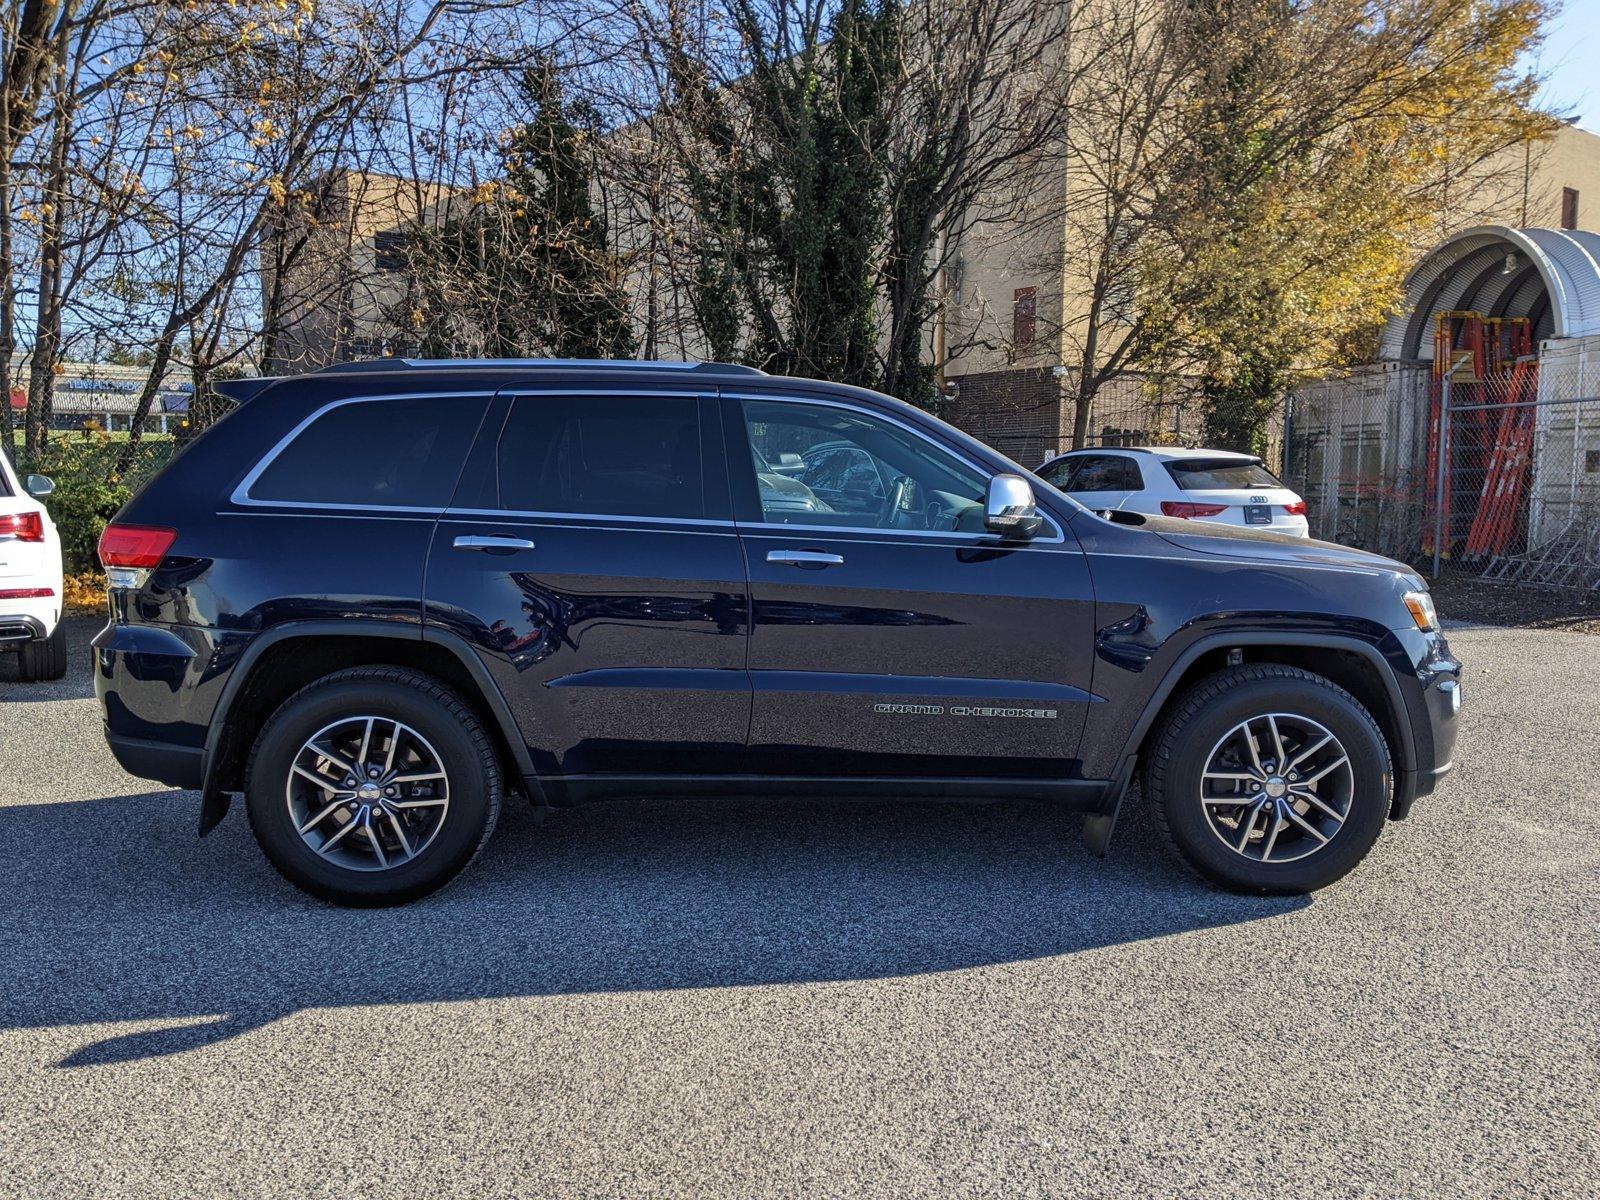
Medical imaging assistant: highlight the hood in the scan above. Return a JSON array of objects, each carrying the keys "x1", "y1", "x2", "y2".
[{"x1": 1115, "y1": 513, "x2": 1419, "y2": 581}]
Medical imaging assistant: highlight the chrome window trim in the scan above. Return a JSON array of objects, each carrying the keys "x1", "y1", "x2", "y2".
[
  {"x1": 230, "y1": 383, "x2": 1068, "y2": 546},
  {"x1": 725, "y1": 390, "x2": 1068, "y2": 545},
  {"x1": 443, "y1": 507, "x2": 736, "y2": 530},
  {"x1": 231, "y1": 390, "x2": 497, "y2": 509}
]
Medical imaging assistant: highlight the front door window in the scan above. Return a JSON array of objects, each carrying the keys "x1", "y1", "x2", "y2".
[{"x1": 741, "y1": 400, "x2": 988, "y2": 533}]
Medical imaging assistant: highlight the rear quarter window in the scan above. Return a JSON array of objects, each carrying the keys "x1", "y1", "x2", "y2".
[
  {"x1": 247, "y1": 394, "x2": 488, "y2": 507},
  {"x1": 1165, "y1": 458, "x2": 1284, "y2": 490}
]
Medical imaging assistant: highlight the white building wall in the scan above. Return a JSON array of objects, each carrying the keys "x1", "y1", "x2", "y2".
[{"x1": 1529, "y1": 334, "x2": 1600, "y2": 546}]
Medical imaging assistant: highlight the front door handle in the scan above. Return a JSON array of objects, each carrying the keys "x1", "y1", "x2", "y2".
[
  {"x1": 453, "y1": 535, "x2": 536, "y2": 553},
  {"x1": 766, "y1": 549, "x2": 844, "y2": 568}
]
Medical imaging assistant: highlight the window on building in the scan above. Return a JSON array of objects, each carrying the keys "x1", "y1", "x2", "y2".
[
  {"x1": 1561, "y1": 187, "x2": 1579, "y2": 230},
  {"x1": 372, "y1": 229, "x2": 408, "y2": 271},
  {"x1": 249, "y1": 395, "x2": 488, "y2": 507},
  {"x1": 1013, "y1": 286, "x2": 1037, "y2": 348},
  {"x1": 496, "y1": 394, "x2": 704, "y2": 519}
]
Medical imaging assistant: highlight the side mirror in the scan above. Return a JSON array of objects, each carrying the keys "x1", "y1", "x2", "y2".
[
  {"x1": 984, "y1": 472, "x2": 1043, "y2": 541},
  {"x1": 24, "y1": 474, "x2": 54, "y2": 499}
]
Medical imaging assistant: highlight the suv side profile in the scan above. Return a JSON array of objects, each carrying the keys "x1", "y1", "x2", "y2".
[{"x1": 95, "y1": 360, "x2": 1461, "y2": 906}]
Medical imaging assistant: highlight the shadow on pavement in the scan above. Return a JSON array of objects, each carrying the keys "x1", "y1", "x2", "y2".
[{"x1": 0, "y1": 787, "x2": 1306, "y2": 1067}]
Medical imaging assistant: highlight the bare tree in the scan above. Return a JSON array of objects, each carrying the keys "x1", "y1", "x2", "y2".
[{"x1": 1050, "y1": 0, "x2": 1555, "y2": 448}]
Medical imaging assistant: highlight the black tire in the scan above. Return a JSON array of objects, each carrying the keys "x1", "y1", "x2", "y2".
[
  {"x1": 245, "y1": 667, "x2": 502, "y2": 906},
  {"x1": 16, "y1": 622, "x2": 67, "y2": 682},
  {"x1": 1144, "y1": 664, "x2": 1392, "y2": 894}
]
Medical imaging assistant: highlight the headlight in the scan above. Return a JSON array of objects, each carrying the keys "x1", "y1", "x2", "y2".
[{"x1": 1403, "y1": 590, "x2": 1438, "y2": 632}]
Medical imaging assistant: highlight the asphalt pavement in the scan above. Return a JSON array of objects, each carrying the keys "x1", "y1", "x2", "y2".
[{"x1": 1, "y1": 616, "x2": 1596, "y2": 1197}]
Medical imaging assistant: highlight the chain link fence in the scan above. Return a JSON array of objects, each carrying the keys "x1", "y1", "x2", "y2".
[
  {"x1": 1283, "y1": 354, "x2": 1600, "y2": 591},
  {"x1": 7, "y1": 433, "x2": 178, "y2": 573}
]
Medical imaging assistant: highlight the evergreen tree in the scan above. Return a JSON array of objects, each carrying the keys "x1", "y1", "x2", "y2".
[{"x1": 402, "y1": 62, "x2": 635, "y2": 359}]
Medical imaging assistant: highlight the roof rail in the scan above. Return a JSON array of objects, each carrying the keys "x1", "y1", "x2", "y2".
[{"x1": 314, "y1": 357, "x2": 767, "y2": 377}]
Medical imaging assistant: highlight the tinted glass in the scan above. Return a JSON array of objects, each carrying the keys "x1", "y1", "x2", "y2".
[
  {"x1": 1068, "y1": 455, "x2": 1142, "y2": 492},
  {"x1": 1166, "y1": 458, "x2": 1283, "y2": 490},
  {"x1": 497, "y1": 394, "x2": 703, "y2": 519},
  {"x1": 250, "y1": 395, "x2": 487, "y2": 507},
  {"x1": 1036, "y1": 458, "x2": 1077, "y2": 489},
  {"x1": 742, "y1": 400, "x2": 986, "y2": 531}
]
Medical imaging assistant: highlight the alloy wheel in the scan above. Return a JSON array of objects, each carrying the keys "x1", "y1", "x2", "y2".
[
  {"x1": 1199, "y1": 712, "x2": 1353, "y2": 864},
  {"x1": 284, "y1": 716, "x2": 450, "y2": 872}
]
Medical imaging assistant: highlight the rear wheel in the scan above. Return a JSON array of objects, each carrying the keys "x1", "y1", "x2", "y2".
[
  {"x1": 1145, "y1": 664, "x2": 1392, "y2": 894},
  {"x1": 245, "y1": 667, "x2": 502, "y2": 906},
  {"x1": 16, "y1": 622, "x2": 67, "y2": 682}
]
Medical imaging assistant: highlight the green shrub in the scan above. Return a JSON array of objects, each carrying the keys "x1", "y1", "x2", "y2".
[{"x1": 17, "y1": 435, "x2": 176, "y2": 573}]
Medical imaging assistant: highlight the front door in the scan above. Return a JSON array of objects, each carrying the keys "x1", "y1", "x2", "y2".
[
  {"x1": 727, "y1": 393, "x2": 1097, "y2": 780},
  {"x1": 425, "y1": 389, "x2": 750, "y2": 778}
]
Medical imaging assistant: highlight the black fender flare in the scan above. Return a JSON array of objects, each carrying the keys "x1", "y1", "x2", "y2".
[
  {"x1": 1083, "y1": 631, "x2": 1417, "y2": 857},
  {"x1": 197, "y1": 620, "x2": 536, "y2": 834}
]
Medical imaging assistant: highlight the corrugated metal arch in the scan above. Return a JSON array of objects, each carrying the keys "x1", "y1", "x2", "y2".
[{"x1": 1379, "y1": 226, "x2": 1600, "y2": 360}]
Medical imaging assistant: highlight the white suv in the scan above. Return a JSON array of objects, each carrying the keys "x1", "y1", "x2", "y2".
[
  {"x1": 1036, "y1": 446, "x2": 1310, "y2": 537},
  {"x1": 0, "y1": 453, "x2": 66, "y2": 681}
]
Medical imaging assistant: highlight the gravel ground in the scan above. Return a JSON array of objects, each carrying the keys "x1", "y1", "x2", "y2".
[
  {"x1": 1, "y1": 617, "x2": 1596, "y2": 1198},
  {"x1": 1430, "y1": 576, "x2": 1600, "y2": 635}
]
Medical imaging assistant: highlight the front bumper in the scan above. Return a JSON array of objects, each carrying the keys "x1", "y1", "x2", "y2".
[{"x1": 1389, "y1": 627, "x2": 1461, "y2": 818}]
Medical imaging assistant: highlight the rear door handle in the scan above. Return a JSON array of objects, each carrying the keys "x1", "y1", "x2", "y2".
[
  {"x1": 766, "y1": 549, "x2": 844, "y2": 568},
  {"x1": 453, "y1": 535, "x2": 536, "y2": 552}
]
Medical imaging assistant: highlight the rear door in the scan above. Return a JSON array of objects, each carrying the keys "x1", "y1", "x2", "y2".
[
  {"x1": 424, "y1": 387, "x2": 751, "y2": 778},
  {"x1": 727, "y1": 392, "x2": 1097, "y2": 781},
  {"x1": 1063, "y1": 453, "x2": 1145, "y2": 513}
]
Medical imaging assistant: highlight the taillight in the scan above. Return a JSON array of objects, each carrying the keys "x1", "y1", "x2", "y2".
[
  {"x1": 98, "y1": 523, "x2": 177, "y2": 568},
  {"x1": 1284, "y1": 500, "x2": 1307, "y2": 516},
  {"x1": 1160, "y1": 501, "x2": 1228, "y2": 519},
  {"x1": 0, "y1": 511, "x2": 44, "y2": 541}
]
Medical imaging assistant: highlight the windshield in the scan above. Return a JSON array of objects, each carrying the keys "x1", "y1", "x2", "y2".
[{"x1": 1164, "y1": 458, "x2": 1284, "y2": 491}]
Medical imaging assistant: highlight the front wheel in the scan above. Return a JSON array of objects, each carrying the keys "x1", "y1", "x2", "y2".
[
  {"x1": 245, "y1": 667, "x2": 502, "y2": 906},
  {"x1": 1144, "y1": 664, "x2": 1392, "y2": 894}
]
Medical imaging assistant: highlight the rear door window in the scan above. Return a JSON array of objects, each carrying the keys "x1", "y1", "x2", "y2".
[
  {"x1": 1067, "y1": 454, "x2": 1142, "y2": 492},
  {"x1": 1036, "y1": 458, "x2": 1078, "y2": 490},
  {"x1": 1165, "y1": 458, "x2": 1284, "y2": 490},
  {"x1": 248, "y1": 394, "x2": 489, "y2": 507},
  {"x1": 495, "y1": 394, "x2": 705, "y2": 519}
]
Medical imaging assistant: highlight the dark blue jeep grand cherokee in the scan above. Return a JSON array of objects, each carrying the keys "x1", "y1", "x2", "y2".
[{"x1": 94, "y1": 359, "x2": 1460, "y2": 905}]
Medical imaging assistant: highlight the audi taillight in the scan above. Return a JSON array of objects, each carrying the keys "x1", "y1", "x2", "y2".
[
  {"x1": 1284, "y1": 500, "x2": 1307, "y2": 516},
  {"x1": 0, "y1": 511, "x2": 44, "y2": 541},
  {"x1": 1160, "y1": 501, "x2": 1228, "y2": 519},
  {"x1": 98, "y1": 523, "x2": 177, "y2": 569}
]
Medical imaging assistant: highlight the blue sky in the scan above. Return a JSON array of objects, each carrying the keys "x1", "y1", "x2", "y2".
[{"x1": 1529, "y1": 0, "x2": 1600, "y2": 126}]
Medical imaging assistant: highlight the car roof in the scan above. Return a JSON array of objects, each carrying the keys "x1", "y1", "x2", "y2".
[{"x1": 1053, "y1": 446, "x2": 1260, "y2": 462}]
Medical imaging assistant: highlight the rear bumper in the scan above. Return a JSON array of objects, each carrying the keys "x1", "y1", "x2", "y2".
[
  {"x1": 0, "y1": 614, "x2": 48, "y2": 645},
  {"x1": 93, "y1": 620, "x2": 248, "y2": 786},
  {"x1": 105, "y1": 730, "x2": 205, "y2": 790}
]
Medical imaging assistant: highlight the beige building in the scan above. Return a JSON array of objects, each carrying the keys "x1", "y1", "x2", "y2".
[
  {"x1": 261, "y1": 171, "x2": 457, "y2": 374},
  {"x1": 265, "y1": 123, "x2": 1600, "y2": 474},
  {"x1": 934, "y1": 120, "x2": 1600, "y2": 465}
]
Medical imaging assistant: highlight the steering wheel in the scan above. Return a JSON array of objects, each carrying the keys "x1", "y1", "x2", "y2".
[{"x1": 881, "y1": 476, "x2": 920, "y2": 529}]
